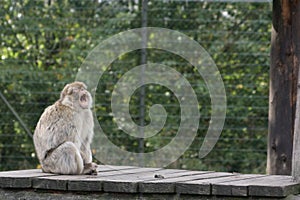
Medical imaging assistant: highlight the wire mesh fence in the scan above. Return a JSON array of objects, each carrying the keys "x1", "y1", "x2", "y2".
[{"x1": 0, "y1": 0, "x2": 271, "y2": 173}]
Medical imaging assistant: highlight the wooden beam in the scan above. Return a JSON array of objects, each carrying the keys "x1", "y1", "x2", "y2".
[
  {"x1": 292, "y1": 57, "x2": 300, "y2": 182},
  {"x1": 290, "y1": 0, "x2": 300, "y2": 181},
  {"x1": 268, "y1": 0, "x2": 300, "y2": 176}
]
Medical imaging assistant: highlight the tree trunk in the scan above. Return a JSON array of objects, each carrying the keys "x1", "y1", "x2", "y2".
[{"x1": 267, "y1": 0, "x2": 300, "y2": 175}]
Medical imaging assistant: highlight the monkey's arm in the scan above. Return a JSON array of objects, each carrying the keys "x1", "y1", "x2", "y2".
[
  {"x1": 80, "y1": 136, "x2": 93, "y2": 164},
  {"x1": 80, "y1": 134, "x2": 98, "y2": 175},
  {"x1": 79, "y1": 110, "x2": 94, "y2": 164}
]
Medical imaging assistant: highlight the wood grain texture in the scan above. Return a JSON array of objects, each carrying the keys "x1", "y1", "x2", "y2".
[{"x1": 0, "y1": 165, "x2": 299, "y2": 199}]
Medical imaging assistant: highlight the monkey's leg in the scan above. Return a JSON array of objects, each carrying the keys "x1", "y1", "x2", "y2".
[{"x1": 42, "y1": 141, "x2": 84, "y2": 175}]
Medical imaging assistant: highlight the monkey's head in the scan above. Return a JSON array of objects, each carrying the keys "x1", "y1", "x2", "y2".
[{"x1": 60, "y1": 81, "x2": 92, "y2": 109}]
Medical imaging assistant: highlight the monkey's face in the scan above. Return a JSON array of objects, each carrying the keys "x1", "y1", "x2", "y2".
[
  {"x1": 77, "y1": 87, "x2": 92, "y2": 109},
  {"x1": 60, "y1": 82, "x2": 92, "y2": 109}
]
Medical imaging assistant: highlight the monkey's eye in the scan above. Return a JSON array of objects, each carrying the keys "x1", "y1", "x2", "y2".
[{"x1": 72, "y1": 88, "x2": 80, "y2": 93}]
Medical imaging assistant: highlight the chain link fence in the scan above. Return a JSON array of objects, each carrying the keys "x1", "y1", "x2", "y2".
[{"x1": 0, "y1": 0, "x2": 271, "y2": 173}]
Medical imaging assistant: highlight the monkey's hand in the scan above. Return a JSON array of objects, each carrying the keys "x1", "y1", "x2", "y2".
[{"x1": 83, "y1": 162, "x2": 98, "y2": 175}]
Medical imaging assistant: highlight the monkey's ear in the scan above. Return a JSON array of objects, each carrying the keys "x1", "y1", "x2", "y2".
[
  {"x1": 81, "y1": 82, "x2": 87, "y2": 90},
  {"x1": 67, "y1": 86, "x2": 73, "y2": 95},
  {"x1": 60, "y1": 84, "x2": 72, "y2": 100}
]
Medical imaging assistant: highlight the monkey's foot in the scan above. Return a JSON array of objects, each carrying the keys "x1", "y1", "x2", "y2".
[{"x1": 83, "y1": 162, "x2": 98, "y2": 175}]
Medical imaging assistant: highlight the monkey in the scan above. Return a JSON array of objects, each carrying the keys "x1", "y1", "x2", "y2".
[{"x1": 33, "y1": 81, "x2": 97, "y2": 175}]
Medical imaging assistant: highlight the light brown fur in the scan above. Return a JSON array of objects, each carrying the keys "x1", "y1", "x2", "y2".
[{"x1": 33, "y1": 82, "x2": 97, "y2": 175}]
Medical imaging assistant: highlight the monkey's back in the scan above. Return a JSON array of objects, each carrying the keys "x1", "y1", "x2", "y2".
[{"x1": 33, "y1": 101, "x2": 77, "y2": 163}]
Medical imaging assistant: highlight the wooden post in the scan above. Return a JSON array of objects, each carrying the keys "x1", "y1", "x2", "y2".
[
  {"x1": 268, "y1": 1, "x2": 300, "y2": 175},
  {"x1": 138, "y1": 0, "x2": 148, "y2": 166},
  {"x1": 292, "y1": 66, "x2": 300, "y2": 181},
  {"x1": 292, "y1": 0, "x2": 300, "y2": 179}
]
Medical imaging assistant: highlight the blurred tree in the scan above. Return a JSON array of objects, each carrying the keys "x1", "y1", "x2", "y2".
[{"x1": 0, "y1": 0, "x2": 271, "y2": 173}]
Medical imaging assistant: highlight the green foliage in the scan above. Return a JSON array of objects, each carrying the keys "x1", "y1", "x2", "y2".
[{"x1": 0, "y1": 0, "x2": 271, "y2": 173}]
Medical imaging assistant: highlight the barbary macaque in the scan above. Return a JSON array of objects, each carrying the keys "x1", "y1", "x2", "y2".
[{"x1": 33, "y1": 81, "x2": 97, "y2": 175}]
